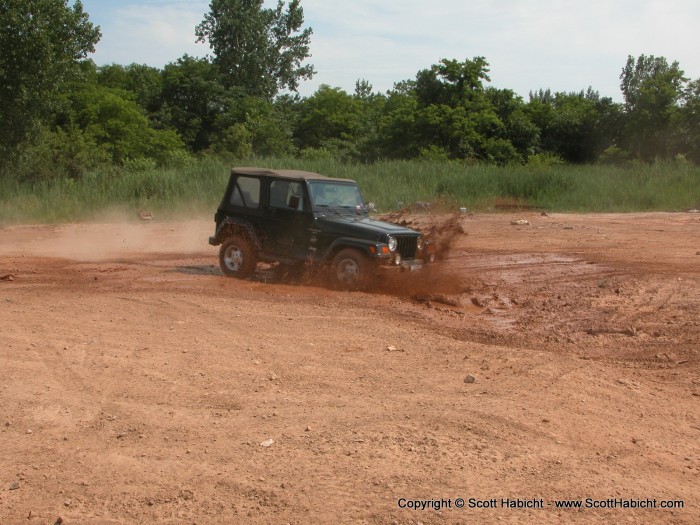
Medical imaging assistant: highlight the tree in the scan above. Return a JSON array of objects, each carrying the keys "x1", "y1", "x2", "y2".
[
  {"x1": 97, "y1": 63, "x2": 164, "y2": 115},
  {"x1": 195, "y1": 0, "x2": 314, "y2": 99},
  {"x1": 213, "y1": 95, "x2": 295, "y2": 157},
  {"x1": 0, "y1": 0, "x2": 100, "y2": 156},
  {"x1": 526, "y1": 89, "x2": 621, "y2": 163},
  {"x1": 296, "y1": 85, "x2": 361, "y2": 153},
  {"x1": 620, "y1": 55, "x2": 687, "y2": 161},
  {"x1": 415, "y1": 57, "x2": 491, "y2": 107},
  {"x1": 679, "y1": 79, "x2": 700, "y2": 163},
  {"x1": 409, "y1": 58, "x2": 519, "y2": 162},
  {"x1": 66, "y1": 84, "x2": 186, "y2": 165},
  {"x1": 486, "y1": 88, "x2": 539, "y2": 160},
  {"x1": 158, "y1": 55, "x2": 228, "y2": 152}
]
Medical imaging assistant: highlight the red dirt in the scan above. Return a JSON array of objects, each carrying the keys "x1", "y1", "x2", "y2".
[{"x1": 1, "y1": 212, "x2": 699, "y2": 524}]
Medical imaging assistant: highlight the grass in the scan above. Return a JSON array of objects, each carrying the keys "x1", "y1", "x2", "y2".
[{"x1": 1, "y1": 156, "x2": 699, "y2": 224}]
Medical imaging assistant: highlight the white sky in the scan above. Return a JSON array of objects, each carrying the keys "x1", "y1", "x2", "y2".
[{"x1": 80, "y1": 0, "x2": 700, "y2": 101}]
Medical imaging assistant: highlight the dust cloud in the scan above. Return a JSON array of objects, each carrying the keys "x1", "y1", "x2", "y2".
[{"x1": 0, "y1": 215, "x2": 212, "y2": 261}]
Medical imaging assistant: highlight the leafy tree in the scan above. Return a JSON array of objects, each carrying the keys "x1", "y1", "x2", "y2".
[
  {"x1": 296, "y1": 85, "x2": 361, "y2": 156},
  {"x1": 97, "y1": 63, "x2": 164, "y2": 115},
  {"x1": 352, "y1": 80, "x2": 387, "y2": 161},
  {"x1": 377, "y1": 90, "x2": 421, "y2": 159},
  {"x1": 527, "y1": 89, "x2": 621, "y2": 163},
  {"x1": 678, "y1": 79, "x2": 700, "y2": 163},
  {"x1": 195, "y1": 0, "x2": 314, "y2": 99},
  {"x1": 0, "y1": 0, "x2": 100, "y2": 157},
  {"x1": 486, "y1": 88, "x2": 539, "y2": 160},
  {"x1": 158, "y1": 55, "x2": 228, "y2": 152},
  {"x1": 620, "y1": 55, "x2": 687, "y2": 161},
  {"x1": 66, "y1": 84, "x2": 186, "y2": 165},
  {"x1": 214, "y1": 95, "x2": 295, "y2": 157},
  {"x1": 408, "y1": 58, "x2": 518, "y2": 162},
  {"x1": 415, "y1": 57, "x2": 491, "y2": 107}
]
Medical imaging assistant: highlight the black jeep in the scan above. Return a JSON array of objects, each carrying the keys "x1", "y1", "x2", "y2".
[{"x1": 209, "y1": 167, "x2": 434, "y2": 288}]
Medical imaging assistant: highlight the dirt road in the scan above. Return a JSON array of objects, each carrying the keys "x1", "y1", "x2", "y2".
[{"x1": 1, "y1": 212, "x2": 698, "y2": 524}]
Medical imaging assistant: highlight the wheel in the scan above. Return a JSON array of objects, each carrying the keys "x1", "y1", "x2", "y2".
[
  {"x1": 219, "y1": 234, "x2": 257, "y2": 278},
  {"x1": 331, "y1": 248, "x2": 372, "y2": 289}
]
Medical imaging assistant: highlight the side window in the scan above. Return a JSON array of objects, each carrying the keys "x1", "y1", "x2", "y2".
[
  {"x1": 270, "y1": 180, "x2": 304, "y2": 211},
  {"x1": 230, "y1": 176, "x2": 261, "y2": 209}
]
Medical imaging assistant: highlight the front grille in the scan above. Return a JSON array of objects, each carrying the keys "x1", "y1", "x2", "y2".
[{"x1": 396, "y1": 236, "x2": 417, "y2": 259}]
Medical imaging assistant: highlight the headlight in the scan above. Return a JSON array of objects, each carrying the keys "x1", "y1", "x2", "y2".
[
  {"x1": 416, "y1": 236, "x2": 424, "y2": 250},
  {"x1": 387, "y1": 236, "x2": 397, "y2": 252}
]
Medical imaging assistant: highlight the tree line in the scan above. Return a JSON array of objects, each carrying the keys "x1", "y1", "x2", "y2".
[{"x1": 2, "y1": 0, "x2": 699, "y2": 182}]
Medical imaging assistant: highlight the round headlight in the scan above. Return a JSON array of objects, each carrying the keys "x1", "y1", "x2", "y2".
[
  {"x1": 387, "y1": 236, "x2": 397, "y2": 252},
  {"x1": 416, "y1": 236, "x2": 424, "y2": 250}
]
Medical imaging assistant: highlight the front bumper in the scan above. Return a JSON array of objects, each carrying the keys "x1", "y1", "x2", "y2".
[{"x1": 378, "y1": 258, "x2": 426, "y2": 272}]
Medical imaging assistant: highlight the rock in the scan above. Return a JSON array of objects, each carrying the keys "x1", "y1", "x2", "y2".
[
  {"x1": 511, "y1": 219, "x2": 530, "y2": 226},
  {"x1": 471, "y1": 297, "x2": 487, "y2": 307},
  {"x1": 305, "y1": 426, "x2": 311, "y2": 432},
  {"x1": 26, "y1": 429, "x2": 32, "y2": 435},
  {"x1": 9, "y1": 482, "x2": 20, "y2": 490},
  {"x1": 464, "y1": 374, "x2": 476, "y2": 384},
  {"x1": 53, "y1": 518, "x2": 64, "y2": 525},
  {"x1": 260, "y1": 438, "x2": 274, "y2": 447},
  {"x1": 63, "y1": 499, "x2": 71, "y2": 507},
  {"x1": 386, "y1": 345, "x2": 397, "y2": 352}
]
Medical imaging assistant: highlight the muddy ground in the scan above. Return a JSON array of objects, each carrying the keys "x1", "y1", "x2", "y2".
[{"x1": 0, "y1": 212, "x2": 698, "y2": 524}]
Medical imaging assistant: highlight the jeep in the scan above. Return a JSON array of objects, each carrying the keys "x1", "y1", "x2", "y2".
[{"x1": 208, "y1": 167, "x2": 434, "y2": 288}]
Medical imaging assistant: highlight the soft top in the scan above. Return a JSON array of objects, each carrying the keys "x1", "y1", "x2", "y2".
[{"x1": 232, "y1": 167, "x2": 355, "y2": 183}]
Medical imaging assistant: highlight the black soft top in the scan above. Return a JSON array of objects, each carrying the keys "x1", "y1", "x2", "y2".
[{"x1": 232, "y1": 167, "x2": 355, "y2": 184}]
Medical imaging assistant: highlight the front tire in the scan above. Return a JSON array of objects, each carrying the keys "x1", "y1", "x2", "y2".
[
  {"x1": 331, "y1": 248, "x2": 372, "y2": 290},
  {"x1": 219, "y1": 234, "x2": 257, "y2": 278}
]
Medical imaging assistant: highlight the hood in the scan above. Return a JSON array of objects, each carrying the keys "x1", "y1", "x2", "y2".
[{"x1": 316, "y1": 214, "x2": 420, "y2": 240}]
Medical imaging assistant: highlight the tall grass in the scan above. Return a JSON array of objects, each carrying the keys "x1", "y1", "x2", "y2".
[{"x1": 1, "y1": 156, "x2": 699, "y2": 223}]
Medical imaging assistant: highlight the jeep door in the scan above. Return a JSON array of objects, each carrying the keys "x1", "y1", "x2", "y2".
[{"x1": 261, "y1": 179, "x2": 314, "y2": 260}]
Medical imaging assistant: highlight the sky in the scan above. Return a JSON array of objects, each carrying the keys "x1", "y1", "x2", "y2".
[{"x1": 79, "y1": 0, "x2": 700, "y2": 101}]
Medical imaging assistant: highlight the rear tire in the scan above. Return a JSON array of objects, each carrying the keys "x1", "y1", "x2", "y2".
[
  {"x1": 331, "y1": 248, "x2": 372, "y2": 290},
  {"x1": 219, "y1": 234, "x2": 257, "y2": 278}
]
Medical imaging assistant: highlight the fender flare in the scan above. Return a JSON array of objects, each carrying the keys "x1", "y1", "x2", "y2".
[
  {"x1": 321, "y1": 238, "x2": 380, "y2": 262},
  {"x1": 214, "y1": 218, "x2": 262, "y2": 251}
]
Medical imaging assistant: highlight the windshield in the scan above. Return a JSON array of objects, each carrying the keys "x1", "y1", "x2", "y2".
[{"x1": 308, "y1": 181, "x2": 364, "y2": 210}]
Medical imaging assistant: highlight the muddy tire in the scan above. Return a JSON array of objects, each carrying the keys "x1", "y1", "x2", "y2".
[
  {"x1": 331, "y1": 248, "x2": 373, "y2": 290},
  {"x1": 219, "y1": 234, "x2": 257, "y2": 278}
]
